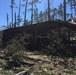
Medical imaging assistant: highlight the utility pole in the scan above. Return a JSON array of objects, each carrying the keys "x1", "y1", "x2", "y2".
[
  {"x1": 64, "y1": 0, "x2": 66, "y2": 21},
  {"x1": 48, "y1": 0, "x2": 50, "y2": 21},
  {"x1": 24, "y1": 0, "x2": 28, "y2": 25}
]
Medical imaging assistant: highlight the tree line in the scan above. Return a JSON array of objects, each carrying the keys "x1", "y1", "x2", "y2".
[{"x1": 6, "y1": 0, "x2": 76, "y2": 28}]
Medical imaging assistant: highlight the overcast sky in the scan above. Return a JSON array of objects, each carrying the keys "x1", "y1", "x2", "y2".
[{"x1": 0, "y1": 0, "x2": 63, "y2": 29}]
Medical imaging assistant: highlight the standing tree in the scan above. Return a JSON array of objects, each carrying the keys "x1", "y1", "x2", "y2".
[
  {"x1": 18, "y1": 0, "x2": 21, "y2": 27},
  {"x1": 48, "y1": 0, "x2": 50, "y2": 21},
  {"x1": 24, "y1": 0, "x2": 28, "y2": 25},
  {"x1": 31, "y1": 0, "x2": 34, "y2": 24},
  {"x1": 58, "y1": 4, "x2": 64, "y2": 20},
  {"x1": 27, "y1": 0, "x2": 43, "y2": 24},
  {"x1": 10, "y1": 0, "x2": 15, "y2": 28},
  {"x1": 39, "y1": 11, "x2": 44, "y2": 22},
  {"x1": 64, "y1": 0, "x2": 66, "y2": 21},
  {"x1": 72, "y1": 0, "x2": 76, "y2": 15},
  {"x1": 14, "y1": 12, "x2": 16, "y2": 28},
  {"x1": 67, "y1": 0, "x2": 73, "y2": 19},
  {"x1": 33, "y1": 5, "x2": 39, "y2": 23},
  {"x1": 43, "y1": 9, "x2": 48, "y2": 21},
  {"x1": 52, "y1": 8, "x2": 57, "y2": 20},
  {"x1": 6, "y1": 13, "x2": 9, "y2": 28}
]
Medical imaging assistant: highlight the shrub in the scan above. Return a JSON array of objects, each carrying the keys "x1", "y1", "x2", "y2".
[
  {"x1": 41, "y1": 27, "x2": 68, "y2": 56},
  {"x1": 4, "y1": 39, "x2": 25, "y2": 69},
  {"x1": 1, "y1": 70, "x2": 14, "y2": 75},
  {"x1": 14, "y1": 33, "x2": 33, "y2": 49},
  {"x1": 0, "y1": 31, "x2": 3, "y2": 47}
]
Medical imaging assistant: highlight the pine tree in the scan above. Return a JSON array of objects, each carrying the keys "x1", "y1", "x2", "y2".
[
  {"x1": 64, "y1": 0, "x2": 66, "y2": 21},
  {"x1": 33, "y1": 5, "x2": 39, "y2": 23},
  {"x1": 17, "y1": 0, "x2": 21, "y2": 27},
  {"x1": 39, "y1": 11, "x2": 44, "y2": 22},
  {"x1": 58, "y1": 4, "x2": 64, "y2": 20},
  {"x1": 24, "y1": 0, "x2": 28, "y2": 25},
  {"x1": 6, "y1": 13, "x2": 9, "y2": 28},
  {"x1": 10, "y1": 0, "x2": 15, "y2": 28},
  {"x1": 48, "y1": 0, "x2": 50, "y2": 21}
]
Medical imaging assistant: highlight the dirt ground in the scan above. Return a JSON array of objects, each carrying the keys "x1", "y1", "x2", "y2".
[{"x1": 0, "y1": 50, "x2": 76, "y2": 75}]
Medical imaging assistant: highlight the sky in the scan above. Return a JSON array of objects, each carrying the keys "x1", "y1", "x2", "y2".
[{"x1": 0, "y1": 0, "x2": 63, "y2": 30}]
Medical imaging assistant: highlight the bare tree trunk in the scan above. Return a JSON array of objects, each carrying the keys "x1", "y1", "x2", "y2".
[
  {"x1": 64, "y1": 0, "x2": 66, "y2": 21},
  {"x1": 11, "y1": 0, "x2": 14, "y2": 28},
  {"x1": 6, "y1": 13, "x2": 9, "y2": 28},
  {"x1": 71, "y1": 3, "x2": 73, "y2": 19},
  {"x1": 31, "y1": 0, "x2": 33, "y2": 24},
  {"x1": 24, "y1": 0, "x2": 28, "y2": 25},
  {"x1": 18, "y1": 0, "x2": 21, "y2": 27},
  {"x1": 14, "y1": 12, "x2": 16, "y2": 28},
  {"x1": 73, "y1": 0, "x2": 76, "y2": 15},
  {"x1": 48, "y1": 0, "x2": 50, "y2": 21}
]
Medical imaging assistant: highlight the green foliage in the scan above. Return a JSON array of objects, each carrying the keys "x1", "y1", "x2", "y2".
[
  {"x1": 40, "y1": 27, "x2": 68, "y2": 56},
  {"x1": 4, "y1": 39, "x2": 25, "y2": 69},
  {"x1": 33, "y1": 5, "x2": 39, "y2": 23},
  {"x1": 58, "y1": 4, "x2": 64, "y2": 20},
  {"x1": 15, "y1": 33, "x2": 33, "y2": 49},
  {"x1": 1, "y1": 70, "x2": 14, "y2": 75},
  {"x1": 3, "y1": 33, "x2": 33, "y2": 69}
]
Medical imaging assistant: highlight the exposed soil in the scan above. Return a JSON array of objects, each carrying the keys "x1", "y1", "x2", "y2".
[{"x1": 0, "y1": 50, "x2": 76, "y2": 75}]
